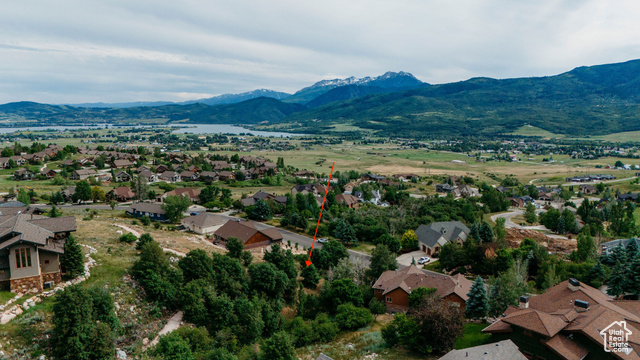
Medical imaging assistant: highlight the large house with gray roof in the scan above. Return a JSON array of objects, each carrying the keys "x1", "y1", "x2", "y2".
[
  {"x1": 438, "y1": 340, "x2": 526, "y2": 360},
  {"x1": 415, "y1": 221, "x2": 470, "y2": 256},
  {"x1": 0, "y1": 213, "x2": 76, "y2": 293}
]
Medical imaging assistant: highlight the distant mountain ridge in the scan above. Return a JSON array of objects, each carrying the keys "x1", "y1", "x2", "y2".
[
  {"x1": 283, "y1": 71, "x2": 426, "y2": 104},
  {"x1": 3, "y1": 61, "x2": 640, "y2": 138},
  {"x1": 71, "y1": 89, "x2": 291, "y2": 108}
]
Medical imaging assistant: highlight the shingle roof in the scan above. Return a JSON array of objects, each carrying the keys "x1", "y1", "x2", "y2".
[
  {"x1": 415, "y1": 221, "x2": 470, "y2": 248},
  {"x1": 500, "y1": 308, "x2": 568, "y2": 337},
  {"x1": 541, "y1": 334, "x2": 588, "y2": 360},
  {"x1": 182, "y1": 213, "x2": 226, "y2": 228},
  {"x1": 0, "y1": 214, "x2": 75, "y2": 251},
  {"x1": 214, "y1": 220, "x2": 282, "y2": 244},
  {"x1": 438, "y1": 340, "x2": 526, "y2": 360},
  {"x1": 130, "y1": 202, "x2": 166, "y2": 215},
  {"x1": 372, "y1": 265, "x2": 474, "y2": 301}
]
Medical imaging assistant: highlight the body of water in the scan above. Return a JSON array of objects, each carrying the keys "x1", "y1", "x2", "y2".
[{"x1": 0, "y1": 124, "x2": 301, "y2": 137}]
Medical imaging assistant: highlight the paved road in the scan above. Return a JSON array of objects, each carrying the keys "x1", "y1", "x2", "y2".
[{"x1": 35, "y1": 204, "x2": 372, "y2": 266}]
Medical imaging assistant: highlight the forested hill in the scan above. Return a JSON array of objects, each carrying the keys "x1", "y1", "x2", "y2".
[
  {"x1": 2, "y1": 59, "x2": 640, "y2": 137},
  {"x1": 283, "y1": 59, "x2": 640, "y2": 137}
]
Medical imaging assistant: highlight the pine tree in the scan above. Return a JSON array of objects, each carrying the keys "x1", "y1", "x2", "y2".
[
  {"x1": 61, "y1": 235, "x2": 84, "y2": 279},
  {"x1": 626, "y1": 255, "x2": 640, "y2": 296},
  {"x1": 586, "y1": 261, "x2": 607, "y2": 288},
  {"x1": 465, "y1": 276, "x2": 489, "y2": 319},
  {"x1": 301, "y1": 264, "x2": 320, "y2": 289},
  {"x1": 607, "y1": 261, "x2": 628, "y2": 299},
  {"x1": 626, "y1": 238, "x2": 639, "y2": 260}
]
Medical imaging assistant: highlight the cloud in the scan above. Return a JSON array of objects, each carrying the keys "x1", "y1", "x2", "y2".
[{"x1": 0, "y1": 0, "x2": 639, "y2": 103}]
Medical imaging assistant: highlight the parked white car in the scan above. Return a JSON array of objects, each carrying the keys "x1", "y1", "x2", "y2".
[{"x1": 417, "y1": 256, "x2": 431, "y2": 264}]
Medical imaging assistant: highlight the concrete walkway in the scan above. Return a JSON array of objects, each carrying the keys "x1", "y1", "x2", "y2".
[{"x1": 146, "y1": 311, "x2": 184, "y2": 349}]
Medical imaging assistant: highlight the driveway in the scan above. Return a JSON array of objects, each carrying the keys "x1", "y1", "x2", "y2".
[
  {"x1": 396, "y1": 250, "x2": 435, "y2": 268},
  {"x1": 490, "y1": 209, "x2": 569, "y2": 240}
]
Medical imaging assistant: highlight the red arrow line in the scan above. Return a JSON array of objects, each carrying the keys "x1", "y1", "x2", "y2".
[{"x1": 306, "y1": 162, "x2": 335, "y2": 267}]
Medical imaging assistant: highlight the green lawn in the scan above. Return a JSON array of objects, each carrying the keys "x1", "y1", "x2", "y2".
[
  {"x1": 0, "y1": 290, "x2": 16, "y2": 305},
  {"x1": 454, "y1": 322, "x2": 492, "y2": 349}
]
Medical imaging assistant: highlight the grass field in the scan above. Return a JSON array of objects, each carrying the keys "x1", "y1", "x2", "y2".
[
  {"x1": 454, "y1": 322, "x2": 492, "y2": 349},
  {"x1": 508, "y1": 125, "x2": 564, "y2": 138}
]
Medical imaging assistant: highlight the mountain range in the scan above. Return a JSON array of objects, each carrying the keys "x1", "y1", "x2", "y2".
[{"x1": 2, "y1": 61, "x2": 640, "y2": 138}]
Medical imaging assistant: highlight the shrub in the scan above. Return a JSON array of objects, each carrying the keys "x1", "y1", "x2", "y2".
[
  {"x1": 335, "y1": 303, "x2": 373, "y2": 331},
  {"x1": 119, "y1": 233, "x2": 138, "y2": 244}
]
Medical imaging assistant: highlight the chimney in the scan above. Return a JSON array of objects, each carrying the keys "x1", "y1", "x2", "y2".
[
  {"x1": 574, "y1": 299, "x2": 590, "y2": 312},
  {"x1": 519, "y1": 295, "x2": 529, "y2": 309},
  {"x1": 568, "y1": 278, "x2": 580, "y2": 292}
]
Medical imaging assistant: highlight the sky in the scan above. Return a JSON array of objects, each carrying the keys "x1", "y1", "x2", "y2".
[{"x1": 1, "y1": 0, "x2": 640, "y2": 104}]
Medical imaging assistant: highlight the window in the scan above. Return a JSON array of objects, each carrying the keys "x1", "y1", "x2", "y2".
[
  {"x1": 15, "y1": 248, "x2": 32, "y2": 269},
  {"x1": 386, "y1": 297, "x2": 392, "y2": 303},
  {"x1": 44, "y1": 259, "x2": 50, "y2": 264}
]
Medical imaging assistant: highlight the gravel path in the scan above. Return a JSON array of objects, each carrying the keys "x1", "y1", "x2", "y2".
[
  {"x1": 113, "y1": 224, "x2": 187, "y2": 257},
  {"x1": 146, "y1": 311, "x2": 184, "y2": 349}
]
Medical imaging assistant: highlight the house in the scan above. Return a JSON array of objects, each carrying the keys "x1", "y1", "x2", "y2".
[
  {"x1": 538, "y1": 192, "x2": 553, "y2": 203},
  {"x1": 107, "y1": 187, "x2": 135, "y2": 202},
  {"x1": 213, "y1": 220, "x2": 283, "y2": 249},
  {"x1": 159, "y1": 171, "x2": 180, "y2": 183},
  {"x1": 438, "y1": 340, "x2": 526, "y2": 360},
  {"x1": 181, "y1": 213, "x2": 227, "y2": 234},
  {"x1": 435, "y1": 184, "x2": 454, "y2": 193},
  {"x1": 139, "y1": 170, "x2": 157, "y2": 183},
  {"x1": 316, "y1": 355, "x2": 333, "y2": 360},
  {"x1": 343, "y1": 182, "x2": 357, "y2": 195},
  {"x1": 179, "y1": 170, "x2": 199, "y2": 182},
  {"x1": 218, "y1": 171, "x2": 236, "y2": 181},
  {"x1": 483, "y1": 279, "x2": 640, "y2": 360},
  {"x1": 451, "y1": 185, "x2": 480, "y2": 198},
  {"x1": 415, "y1": 221, "x2": 470, "y2": 256},
  {"x1": 135, "y1": 165, "x2": 150, "y2": 173},
  {"x1": 579, "y1": 184, "x2": 598, "y2": 194},
  {"x1": 393, "y1": 173, "x2": 419, "y2": 181},
  {"x1": 199, "y1": 171, "x2": 218, "y2": 182},
  {"x1": 291, "y1": 184, "x2": 327, "y2": 196},
  {"x1": 0, "y1": 214, "x2": 76, "y2": 293},
  {"x1": 114, "y1": 170, "x2": 132, "y2": 183},
  {"x1": 13, "y1": 168, "x2": 35, "y2": 181},
  {"x1": 155, "y1": 164, "x2": 170, "y2": 173},
  {"x1": 335, "y1": 194, "x2": 360, "y2": 208},
  {"x1": 127, "y1": 202, "x2": 167, "y2": 221},
  {"x1": 508, "y1": 197, "x2": 524, "y2": 208},
  {"x1": 39, "y1": 168, "x2": 58, "y2": 179},
  {"x1": 372, "y1": 265, "x2": 473, "y2": 312},
  {"x1": 61, "y1": 187, "x2": 76, "y2": 203},
  {"x1": 70, "y1": 169, "x2": 97, "y2": 181},
  {"x1": 618, "y1": 193, "x2": 639, "y2": 202},
  {"x1": 60, "y1": 159, "x2": 76, "y2": 167},
  {"x1": 292, "y1": 170, "x2": 316, "y2": 179},
  {"x1": 112, "y1": 159, "x2": 133, "y2": 168},
  {"x1": 157, "y1": 188, "x2": 201, "y2": 203},
  {"x1": 601, "y1": 238, "x2": 640, "y2": 255},
  {"x1": 361, "y1": 174, "x2": 385, "y2": 182},
  {"x1": 240, "y1": 191, "x2": 288, "y2": 208}
]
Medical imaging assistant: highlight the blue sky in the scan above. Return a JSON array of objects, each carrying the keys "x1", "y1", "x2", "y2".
[{"x1": 1, "y1": 0, "x2": 639, "y2": 104}]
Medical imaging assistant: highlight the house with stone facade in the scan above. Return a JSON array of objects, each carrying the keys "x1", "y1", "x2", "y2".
[{"x1": 0, "y1": 213, "x2": 76, "y2": 293}]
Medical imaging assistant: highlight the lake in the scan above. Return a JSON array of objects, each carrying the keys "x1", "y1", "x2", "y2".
[{"x1": 0, "y1": 124, "x2": 301, "y2": 137}]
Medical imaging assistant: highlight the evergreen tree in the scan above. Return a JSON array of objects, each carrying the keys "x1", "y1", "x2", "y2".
[
  {"x1": 250, "y1": 199, "x2": 272, "y2": 221},
  {"x1": 465, "y1": 276, "x2": 489, "y2": 319},
  {"x1": 626, "y1": 256, "x2": 640, "y2": 296},
  {"x1": 607, "y1": 261, "x2": 628, "y2": 298},
  {"x1": 585, "y1": 261, "x2": 607, "y2": 288},
  {"x1": 51, "y1": 285, "x2": 94, "y2": 360},
  {"x1": 259, "y1": 332, "x2": 296, "y2": 360},
  {"x1": 17, "y1": 189, "x2": 30, "y2": 205},
  {"x1": 61, "y1": 235, "x2": 84, "y2": 279},
  {"x1": 301, "y1": 263, "x2": 320, "y2": 289},
  {"x1": 556, "y1": 216, "x2": 566, "y2": 234},
  {"x1": 365, "y1": 244, "x2": 398, "y2": 283},
  {"x1": 626, "y1": 239, "x2": 639, "y2": 260},
  {"x1": 574, "y1": 231, "x2": 597, "y2": 262},
  {"x1": 333, "y1": 219, "x2": 357, "y2": 245}
]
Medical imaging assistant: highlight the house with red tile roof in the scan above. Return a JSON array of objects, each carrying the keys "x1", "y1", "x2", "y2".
[{"x1": 483, "y1": 278, "x2": 640, "y2": 360}]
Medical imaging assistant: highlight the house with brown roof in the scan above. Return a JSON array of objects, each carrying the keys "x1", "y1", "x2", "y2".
[
  {"x1": 291, "y1": 184, "x2": 328, "y2": 196},
  {"x1": 157, "y1": 188, "x2": 201, "y2": 203},
  {"x1": 292, "y1": 170, "x2": 316, "y2": 179},
  {"x1": 139, "y1": 170, "x2": 157, "y2": 183},
  {"x1": 70, "y1": 169, "x2": 97, "y2": 181},
  {"x1": 372, "y1": 265, "x2": 473, "y2": 312},
  {"x1": 213, "y1": 220, "x2": 283, "y2": 249},
  {"x1": 199, "y1": 171, "x2": 218, "y2": 182},
  {"x1": 343, "y1": 182, "x2": 357, "y2": 195},
  {"x1": 181, "y1": 213, "x2": 227, "y2": 234},
  {"x1": 179, "y1": 170, "x2": 199, "y2": 182},
  {"x1": 112, "y1": 159, "x2": 133, "y2": 168},
  {"x1": 335, "y1": 194, "x2": 360, "y2": 208},
  {"x1": 159, "y1": 171, "x2": 180, "y2": 183},
  {"x1": 483, "y1": 279, "x2": 640, "y2": 360},
  {"x1": 580, "y1": 184, "x2": 598, "y2": 194},
  {"x1": 40, "y1": 168, "x2": 58, "y2": 179},
  {"x1": 0, "y1": 214, "x2": 76, "y2": 293},
  {"x1": 13, "y1": 168, "x2": 35, "y2": 181},
  {"x1": 107, "y1": 187, "x2": 135, "y2": 202},
  {"x1": 218, "y1": 171, "x2": 236, "y2": 181},
  {"x1": 155, "y1": 164, "x2": 170, "y2": 173}
]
